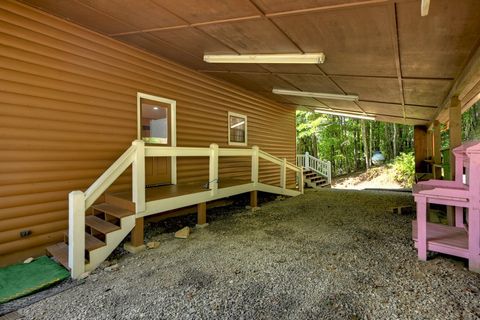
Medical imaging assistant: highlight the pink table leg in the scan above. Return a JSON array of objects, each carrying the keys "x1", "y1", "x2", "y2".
[
  {"x1": 468, "y1": 209, "x2": 480, "y2": 272},
  {"x1": 417, "y1": 197, "x2": 428, "y2": 261},
  {"x1": 455, "y1": 207, "x2": 464, "y2": 227}
]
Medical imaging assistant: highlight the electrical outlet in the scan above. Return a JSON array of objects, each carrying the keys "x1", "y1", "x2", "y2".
[{"x1": 20, "y1": 230, "x2": 32, "y2": 237}]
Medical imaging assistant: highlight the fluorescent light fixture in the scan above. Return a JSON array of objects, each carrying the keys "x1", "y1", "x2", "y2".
[
  {"x1": 273, "y1": 88, "x2": 359, "y2": 101},
  {"x1": 203, "y1": 53, "x2": 325, "y2": 64},
  {"x1": 314, "y1": 109, "x2": 375, "y2": 120},
  {"x1": 421, "y1": 0, "x2": 430, "y2": 16},
  {"x1": 153, "y1": 107, "x2": 159, "y2": 110}
]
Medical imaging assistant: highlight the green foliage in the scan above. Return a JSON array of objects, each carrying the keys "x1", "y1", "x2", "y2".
[
  {"x1": 390, "y1": 152, "x2": 415, "y2": 187},
  {"x1": 296, "y1": 110, "x2": 414, "y2": 176}
]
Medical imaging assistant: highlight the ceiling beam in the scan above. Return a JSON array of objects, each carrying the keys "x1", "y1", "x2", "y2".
[
  {"x1": 108, "y1": 0, "x2": 409, "y2": 37},
  {"x1": 387, "y1": 2, "x2": 406, "y2": 122}
]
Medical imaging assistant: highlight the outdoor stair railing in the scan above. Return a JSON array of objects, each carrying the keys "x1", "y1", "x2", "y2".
[
  {"x1": 68, "y1": 140, "x2": 303, "y2": 278},
  {"x1": 296, "y1": 152, "x2": 332, "y2": 184}
]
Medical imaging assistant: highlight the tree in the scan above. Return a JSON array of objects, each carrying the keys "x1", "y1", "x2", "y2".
[{"x1": 296, "y1": 110, "x2": 415, "y2": 176}]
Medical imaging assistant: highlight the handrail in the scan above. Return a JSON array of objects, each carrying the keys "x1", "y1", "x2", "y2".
[
  {"x1": 84, "y1": 144, "x2": 137, "y2": 208},
  {"x1": 69, "y1": 141, "x2": 302, "y2": 278},
  {"x1": 297, "y1": 152, "x2": 332, "y2": 184},
  {"x1": 259, "y1": 150, "x2": 301, "y2": 173}
]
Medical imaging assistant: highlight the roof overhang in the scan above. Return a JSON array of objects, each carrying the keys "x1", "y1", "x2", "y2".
[{"x1": 19, "y1": 0, "x2": 480, "y2": 125}]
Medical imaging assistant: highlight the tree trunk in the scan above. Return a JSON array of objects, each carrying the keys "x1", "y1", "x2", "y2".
[
  {"x1": 393, "y1": 123, "x2": 397, "y2": 158},
  {"x1": 361, "y1": 120, "x2": 370, "y2": 170}
]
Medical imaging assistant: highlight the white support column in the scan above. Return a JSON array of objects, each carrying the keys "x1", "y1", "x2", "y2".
[
  {"x1": 68, "y1": 190, "x2": 85, "y2": 279},
  {"x1": 209, "y1": 143, "x2": 219, "y2": 195},
  {"x1": 299, "y1": 167, "x2": 304, "y2": 193},
  {"x1": 280, "y1": 158, "x2": 287, "y2": 189},
  {"x1": 251, "y1": 145, "x2": 259, "y2": 185},
  {"x1": 327, "y1": 161, "x2": 332, "y2": 184},
  {"x1": 305, "y1": 152, "x2": 310, "y2": 169},
  {"x1": 132, "y1": 140, "x2": 145, "y2": 213}
]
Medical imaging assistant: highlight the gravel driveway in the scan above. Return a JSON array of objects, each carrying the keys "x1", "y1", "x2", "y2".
[{"x1": 19, "y1": 189, "x2": 480, "y2": 319}]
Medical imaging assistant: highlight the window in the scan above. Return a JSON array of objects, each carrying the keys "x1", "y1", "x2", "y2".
[
  {"x1": 141, "y1": 101, "x2": 169, "y2": 144},
  {"x1": 228, "y1": 112, "x2": 247, "y2": 146}
]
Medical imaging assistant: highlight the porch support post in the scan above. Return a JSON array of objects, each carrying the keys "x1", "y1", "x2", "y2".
[
  {"x1": 449, "y1": 96, "x2": 462, "y2": 181},
  {"x1": 250, "y1": 190, "x2": 258, "y2": 208},
  {"x1": 209, "y1": 143, "x2": 219, "y2": 195},
  {"x1": 197, "y1": 202, "x2": 207, "y2": 226},
  {"x1": 68, "y1": 190, "x2": 85, "y2": 279},
  {"x1": 280, "y1": 158, "x2": 287, "y2": 189},
  {"x1": 432, "y1": 120, "x2": 442, "y2": 179},
  {"x1": 132, "y1": 218, "x2": 144, "y2": 246},
  {"x1": 251, "y1": 146, "x2": 259, "y2": 186},
  {"x1": 298, "y1": 167, "x2": 304, "y2": 194},
  {"x1": 132, "y1": 140, "x2": 145, "y2": 213},
  {"x1": 447, "y1": 96, "x2": 462, "y2": 226},
  {"x1": 413, "y1": 125, "x2": 428, "y2": 174}
]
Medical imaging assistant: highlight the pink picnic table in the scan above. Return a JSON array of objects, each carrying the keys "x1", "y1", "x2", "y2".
[{"x1": 412, "y1": 141, "x2": 480, "y2": 272}]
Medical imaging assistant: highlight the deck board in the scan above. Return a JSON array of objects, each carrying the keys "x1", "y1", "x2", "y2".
[{"x1": 111, "y1": 179, "x2": 252, "y2": 202}]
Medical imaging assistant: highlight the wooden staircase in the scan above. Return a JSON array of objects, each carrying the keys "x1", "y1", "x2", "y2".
[
  {"x1": 46, "y1": 194, "x2": 136, "y2": 273},
  {"x1": 303, "y1": 169, "x2": 330, "y2": 189}
]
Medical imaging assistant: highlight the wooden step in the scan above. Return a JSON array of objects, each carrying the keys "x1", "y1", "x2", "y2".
[
  {"x1": 63, "y1": 231, "x2": 107, "y2": 251},
  {"x1": 46, "y1": 242, "x2": 69, "y2": 269},
  {"x1": 92, "y1": 202, "x2": 134, "y2": 219},
  {"x1": 306, "y1": 173, "x2": 317, "y2": 178},
  {"x1": 311, "y1": 177, "x2": 325, "y2": 182},
  {"x1": 85, "y1": 215, "x2": 121, "y2": 234},
  {"x1": 104, "y1": 193, "x2": 135, "y2": 211}
]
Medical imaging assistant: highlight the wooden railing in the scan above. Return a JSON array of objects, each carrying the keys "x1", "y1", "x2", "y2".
[
  {"x1": 69, "y1": 140, "x2": 302, "y2": 277},
  {"x1": 296, "y1": 152, "x2": 332, "y2": 184}
]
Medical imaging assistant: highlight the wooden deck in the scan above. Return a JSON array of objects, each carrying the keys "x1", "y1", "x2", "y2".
[
  {"x1": 412, "y1": 220, "x2": 469, "y2": 258},
  {"x1": 111, "y1": 179, "x2": 252, "y2": 202}
]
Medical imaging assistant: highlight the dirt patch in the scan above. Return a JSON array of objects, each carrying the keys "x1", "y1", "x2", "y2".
[{"x1": 332, "y1": 166, "x2": 404, "y2": 190}]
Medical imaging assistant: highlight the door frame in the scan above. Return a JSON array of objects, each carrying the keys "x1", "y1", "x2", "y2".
[{"x1": 137, "y1": 92, "x2": 177, "y2": 184}]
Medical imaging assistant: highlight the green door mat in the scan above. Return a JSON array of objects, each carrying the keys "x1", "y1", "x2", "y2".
[{"x1": 0, "y1": 256, "x2": 70, "y2": 304}]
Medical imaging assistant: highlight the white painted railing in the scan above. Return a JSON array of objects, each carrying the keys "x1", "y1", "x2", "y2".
[
  {"x1": 69, "y1": 140, "x2": 303, "y2": 278},
  {"x1": 296, "y1": 152, "x2": 332, "y2": 184}
]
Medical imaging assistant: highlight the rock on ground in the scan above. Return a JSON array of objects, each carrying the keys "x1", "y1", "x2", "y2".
[{"x1": 19, "y1": 189, "x2": 480, "y2": 319}]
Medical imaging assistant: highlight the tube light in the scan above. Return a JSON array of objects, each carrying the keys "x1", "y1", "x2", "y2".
[
  {"x1": 272, "y1": 88, "x2": 359, "y2": 101},
  {"x1": 203, "y1": 53, "x2": 325, "y2": 64},
  {"x1": 314, "y1": 109, "x2": 375, "y2": 120},
  {"x1": 421, "y1": 0, "x2": 430, "y2": 16}
]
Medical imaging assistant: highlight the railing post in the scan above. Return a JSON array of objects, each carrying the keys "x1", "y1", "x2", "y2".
[
  {"x1": 328, "y1": 161, "x2": 332, "y2": 184},
  {"x1": 299, "y1": 167, "x2": 304, "y2": 193},
  {"x1": 305, "y1": 152, "x2": 309, "y2": 169},
  {"x1": 251, "y1": 146, "x2": 259, "y2": 185},
  {"x1": 280, "y1": 158, "x2": 287, "y2": 189},
  {"x1": 132, "y1": 140, "x2": 145, "y2": 213},
  {"x1": 209, "y1": 143, "x2": 219, "y2": 195},
  {"x1": 68, "y1": 190, "x2": 85, "y2": 279}
]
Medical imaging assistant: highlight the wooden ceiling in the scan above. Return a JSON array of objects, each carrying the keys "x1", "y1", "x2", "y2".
[{"x1": 19, "y1": 0, "x2": 480, "y2": 125}]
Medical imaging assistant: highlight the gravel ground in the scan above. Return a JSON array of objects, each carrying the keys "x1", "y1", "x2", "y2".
[{"x1": 19, "y1": 189, "x2": 480, "y2": 320}]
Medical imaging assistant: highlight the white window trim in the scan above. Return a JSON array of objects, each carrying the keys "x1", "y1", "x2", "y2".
[
  {"x1": 228, "y1": 111, "x2": 247, "y2": 146},
  {"x1": 137, "y1": 92, "x2": 177, "y2": 184}
]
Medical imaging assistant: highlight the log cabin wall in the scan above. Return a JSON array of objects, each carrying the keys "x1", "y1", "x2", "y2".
[{"x1": 0, "y1": 1, "x2": 296, "y2": 265}]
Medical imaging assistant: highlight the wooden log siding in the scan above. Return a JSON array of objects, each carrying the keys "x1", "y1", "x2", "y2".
[{"x1": 0, "y1": 1, "x2": 297, "y2": 265}]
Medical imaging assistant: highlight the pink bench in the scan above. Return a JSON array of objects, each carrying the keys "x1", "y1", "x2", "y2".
[{"x1": 412, "y1": 141, "x2": 480, "y2": 272}]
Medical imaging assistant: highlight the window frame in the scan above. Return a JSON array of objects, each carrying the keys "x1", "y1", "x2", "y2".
[{"x1": 228, "y1": 111, "x2": 248, "y2": 146}]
